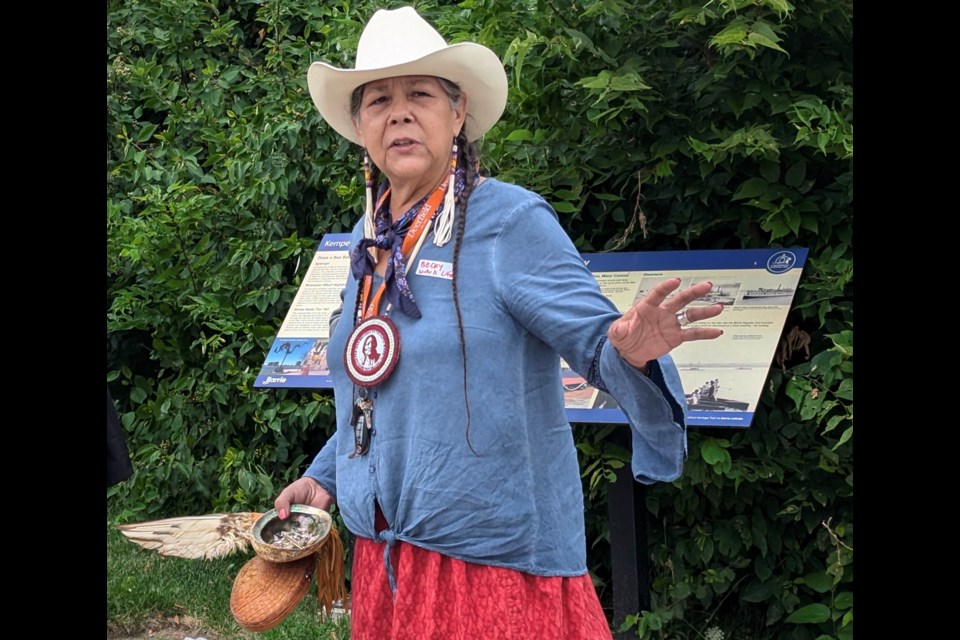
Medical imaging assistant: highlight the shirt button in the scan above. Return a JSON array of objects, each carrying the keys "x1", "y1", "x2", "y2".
[{"x1": 369, "y1": 465, "x2": 375, "y2": 474}]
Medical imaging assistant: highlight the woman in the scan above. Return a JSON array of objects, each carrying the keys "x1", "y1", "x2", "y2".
[
  {"x1": 358, "y1": 334, "x2": 382, "y2": 369},
  {"x1": 275, "y1": 7, "x2": 723, "y2": 639}
]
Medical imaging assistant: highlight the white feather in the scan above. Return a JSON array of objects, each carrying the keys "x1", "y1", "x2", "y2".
[{"x1": 116, "y1": 512, "x2": 262, "y2": 560}]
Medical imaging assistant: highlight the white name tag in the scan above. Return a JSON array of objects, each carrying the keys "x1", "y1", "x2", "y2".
[{"x1": 415, "y1": 259, "x2": 454, "y2": 280}]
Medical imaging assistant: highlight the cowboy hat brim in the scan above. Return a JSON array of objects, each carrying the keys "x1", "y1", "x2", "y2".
[{"x1": 307, "y1": 42, "x2": 508, "y2": 145}]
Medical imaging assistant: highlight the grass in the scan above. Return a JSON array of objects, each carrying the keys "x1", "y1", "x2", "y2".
[{"x1": 107, "y1": 520, "x2": 351, "y2": 640}]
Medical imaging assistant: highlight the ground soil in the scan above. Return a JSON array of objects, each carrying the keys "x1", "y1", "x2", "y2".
[{"x1": 107, "y1": 615, "x2": 222, "y2": 640}]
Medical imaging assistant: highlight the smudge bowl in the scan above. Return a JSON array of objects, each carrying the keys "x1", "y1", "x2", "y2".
[{"x1": 250, "y1": 505, "x2": 332, "y2": 563}]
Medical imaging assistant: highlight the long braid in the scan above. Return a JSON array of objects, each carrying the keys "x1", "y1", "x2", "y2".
[
  {"x1": 351, "y1": 271, "x2": 364, "y2": 326},
  {"x1": 451, "y1": 129, "x2": 480, "y2": 454},
  {"x1": 368, "y1": 163, "x2": 382, "y2": 201}
]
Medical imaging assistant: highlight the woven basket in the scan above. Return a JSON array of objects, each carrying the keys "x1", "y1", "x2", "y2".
[{"x1": 230, "y1": 554, "x2": 315, "y2": 632}]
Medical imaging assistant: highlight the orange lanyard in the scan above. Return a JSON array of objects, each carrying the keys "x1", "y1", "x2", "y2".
[{"x1": 359, "y1": 182, "x2": 448, "y2": 320}]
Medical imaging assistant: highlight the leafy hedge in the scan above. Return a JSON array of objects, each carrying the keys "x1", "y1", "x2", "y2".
[{"x1": 107, "y1": 1, "x2": 852, "y2": 638}]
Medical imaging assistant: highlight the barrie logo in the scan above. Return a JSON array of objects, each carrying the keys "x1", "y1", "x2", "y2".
[
  {"x1": 263, "y1": 376, "x2": 287, "y2": 385},
  {"x1": 766, "y1": 251, "x2": 796, "y2": 274}
]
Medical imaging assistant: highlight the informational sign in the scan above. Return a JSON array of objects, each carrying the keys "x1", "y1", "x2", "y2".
[
  {"x1": 255, "y1": 234, "x2": 807, "y2": 428},
  {"x1": 253, "y1": 235, "x2": 351, "y2": 390}
]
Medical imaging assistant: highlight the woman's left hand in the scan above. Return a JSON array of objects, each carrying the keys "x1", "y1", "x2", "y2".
[{"x1": 608, "y1": 278, "x2": 724, "y2": 372}]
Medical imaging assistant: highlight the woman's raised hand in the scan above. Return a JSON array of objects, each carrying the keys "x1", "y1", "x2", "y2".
[{"x1": 607, "y1": 278, "x2": 724, "y2": 371}]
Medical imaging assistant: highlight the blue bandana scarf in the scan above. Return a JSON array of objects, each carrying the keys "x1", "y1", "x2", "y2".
[{"x1": 350, "y1": 163, "x2": 467, "y2": 319}]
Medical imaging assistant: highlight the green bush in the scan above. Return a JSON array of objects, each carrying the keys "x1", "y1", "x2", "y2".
[{"x1": 108, "y1": 1, "x2": 851, "y2": 638}]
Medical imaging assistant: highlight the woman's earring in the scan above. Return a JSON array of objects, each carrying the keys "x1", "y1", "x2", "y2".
[{"x1": 433, "y1": 140, "x2": 458, "y2": 247}]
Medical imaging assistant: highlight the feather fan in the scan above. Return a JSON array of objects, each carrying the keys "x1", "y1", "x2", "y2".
[{"x1": 115, "y1": 512, "x2": 263, "y2": 560}]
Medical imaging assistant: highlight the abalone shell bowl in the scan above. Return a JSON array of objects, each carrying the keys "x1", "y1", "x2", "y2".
[{"x1": 250, "y1": 504, "x2": 332, "y2": 563}]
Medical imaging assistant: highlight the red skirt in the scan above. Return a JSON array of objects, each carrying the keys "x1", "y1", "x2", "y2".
[{"x1": 350, "y1": 534, "x2": 614, "y2": 640}]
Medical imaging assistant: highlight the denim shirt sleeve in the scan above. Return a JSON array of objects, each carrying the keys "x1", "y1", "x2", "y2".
[
  {"x1": 490, "y1": 192, "x2": 688, "y2": 484},
  {"x1": 491, "y1": 197, "x2": 621, "y2": 373},
  {"x1": 304, "y1": 435, "x2": 338, "y2": 501},
  {"x1": 598, "y1": 346, "x2": 688, "y2": 483},
  {"x1": 329, "y1": 287, "x2": 346, "y2": 335}
]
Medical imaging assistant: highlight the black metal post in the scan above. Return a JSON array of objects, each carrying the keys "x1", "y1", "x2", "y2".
[{"x1": 607, "y1": 427, "x2": 650, "y2": 640}]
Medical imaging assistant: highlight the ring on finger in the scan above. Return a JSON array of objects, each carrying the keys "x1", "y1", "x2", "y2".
[{"x1": 676, "y1": 309, "x2": 691, "y2": 327}]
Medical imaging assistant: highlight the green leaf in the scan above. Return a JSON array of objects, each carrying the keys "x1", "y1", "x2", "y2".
[
  {"x1": 576, "y1": 442, "x2": 599, "y2": 456},
  {"x1": 711, "y1": 20, "x2": 749, "y2": 47},
  {"x1": 835, "y1": 591, "x2": 853, "y2": 610},
  {"x1": 701, "y1": 537, "x2": 714, "y2": 562},
  {"x1": 810, "y1": 349, "x2": 841, "y2": 372},
  {"x1": 832, "y1": 426, "x2": 853, "y2": 450},
  {"x1": 768, "y1": 220, "x2": 791, "y2": 240},
  {"x1": 505, "y1": 129, "x2": 534, "y2": 142},
  {"x1": 238, "y1": 469, "x2": 254, "y2": 493},
  {"x1": 759, "y1": 160, "x2": 780, "y2": 184},
  {"x1": 800, "y1": 214, "x2": 819, "y2": 233},
  {"x1": 742, "y1": 578, "x2": 777, "y2": 602},
  {"x1": 801, "y1": 571, "x2": 832, "y2": 593},
  {"x1": 835, "y1": 378, "x2": 853, "y2": 400},
  {"x1": 687, "y1": 137, "x2": 710, "y2": 155},
  {"x1": 732, "y1": 177, "x2": 769, "y2": 201},
  {"x1": 785, "y1": 603, "x2": 831, "y2": 624},
  {"x1": 763, "y1": 0, "x2": 793, "y2": 17},
  {"x1": 136, "y1": 123, "x2": 159, "y2": 143},
  {"x1": 751, "y1": 21, "x2": 787, "y2": 48},
  {"x1": 784, "y1": 206, "x2": 801, "y2": 235},
  {"x1": 829, "y1": 330, "x2": 854, "y2": 356},
  {"x1": 824, "y1": 414, "x2": 845, "y2": 434},
  {"x1": 785, "y1": 160, "x2": 807, "y2": 187},
  {"x1": 646, "y1": 611, "x2": 663, "y2": 630},
  {"x1": 817, "y1": 131, "x2": 830, "y2": 153},
  {"x1": 578, "y1": 74, "x2": 609, "y2": 90},
  {"x1": 609, "y1": 73, "x2": 650, "y2": 92},
  {"x1": 672, "y1": 6, "x2": 712, "y2": 25},
  {"x1": 784, "y1": 377, "x2": 805, "y2": 410},
  {"x1": 747, "y1": 31, "x2": 788, "y2": 55},
  {"x1": 700, "y1": 438, "x2": 729, "y2": 465}
]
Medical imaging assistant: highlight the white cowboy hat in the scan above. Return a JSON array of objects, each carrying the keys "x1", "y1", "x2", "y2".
[{"x1": 306, "y1": 6, "x2": 508, "y2": 145}]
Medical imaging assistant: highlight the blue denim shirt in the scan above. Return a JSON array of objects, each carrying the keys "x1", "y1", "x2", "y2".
[{"x1": 306, "y1": 178, "x2": 687, "y2": 578}]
